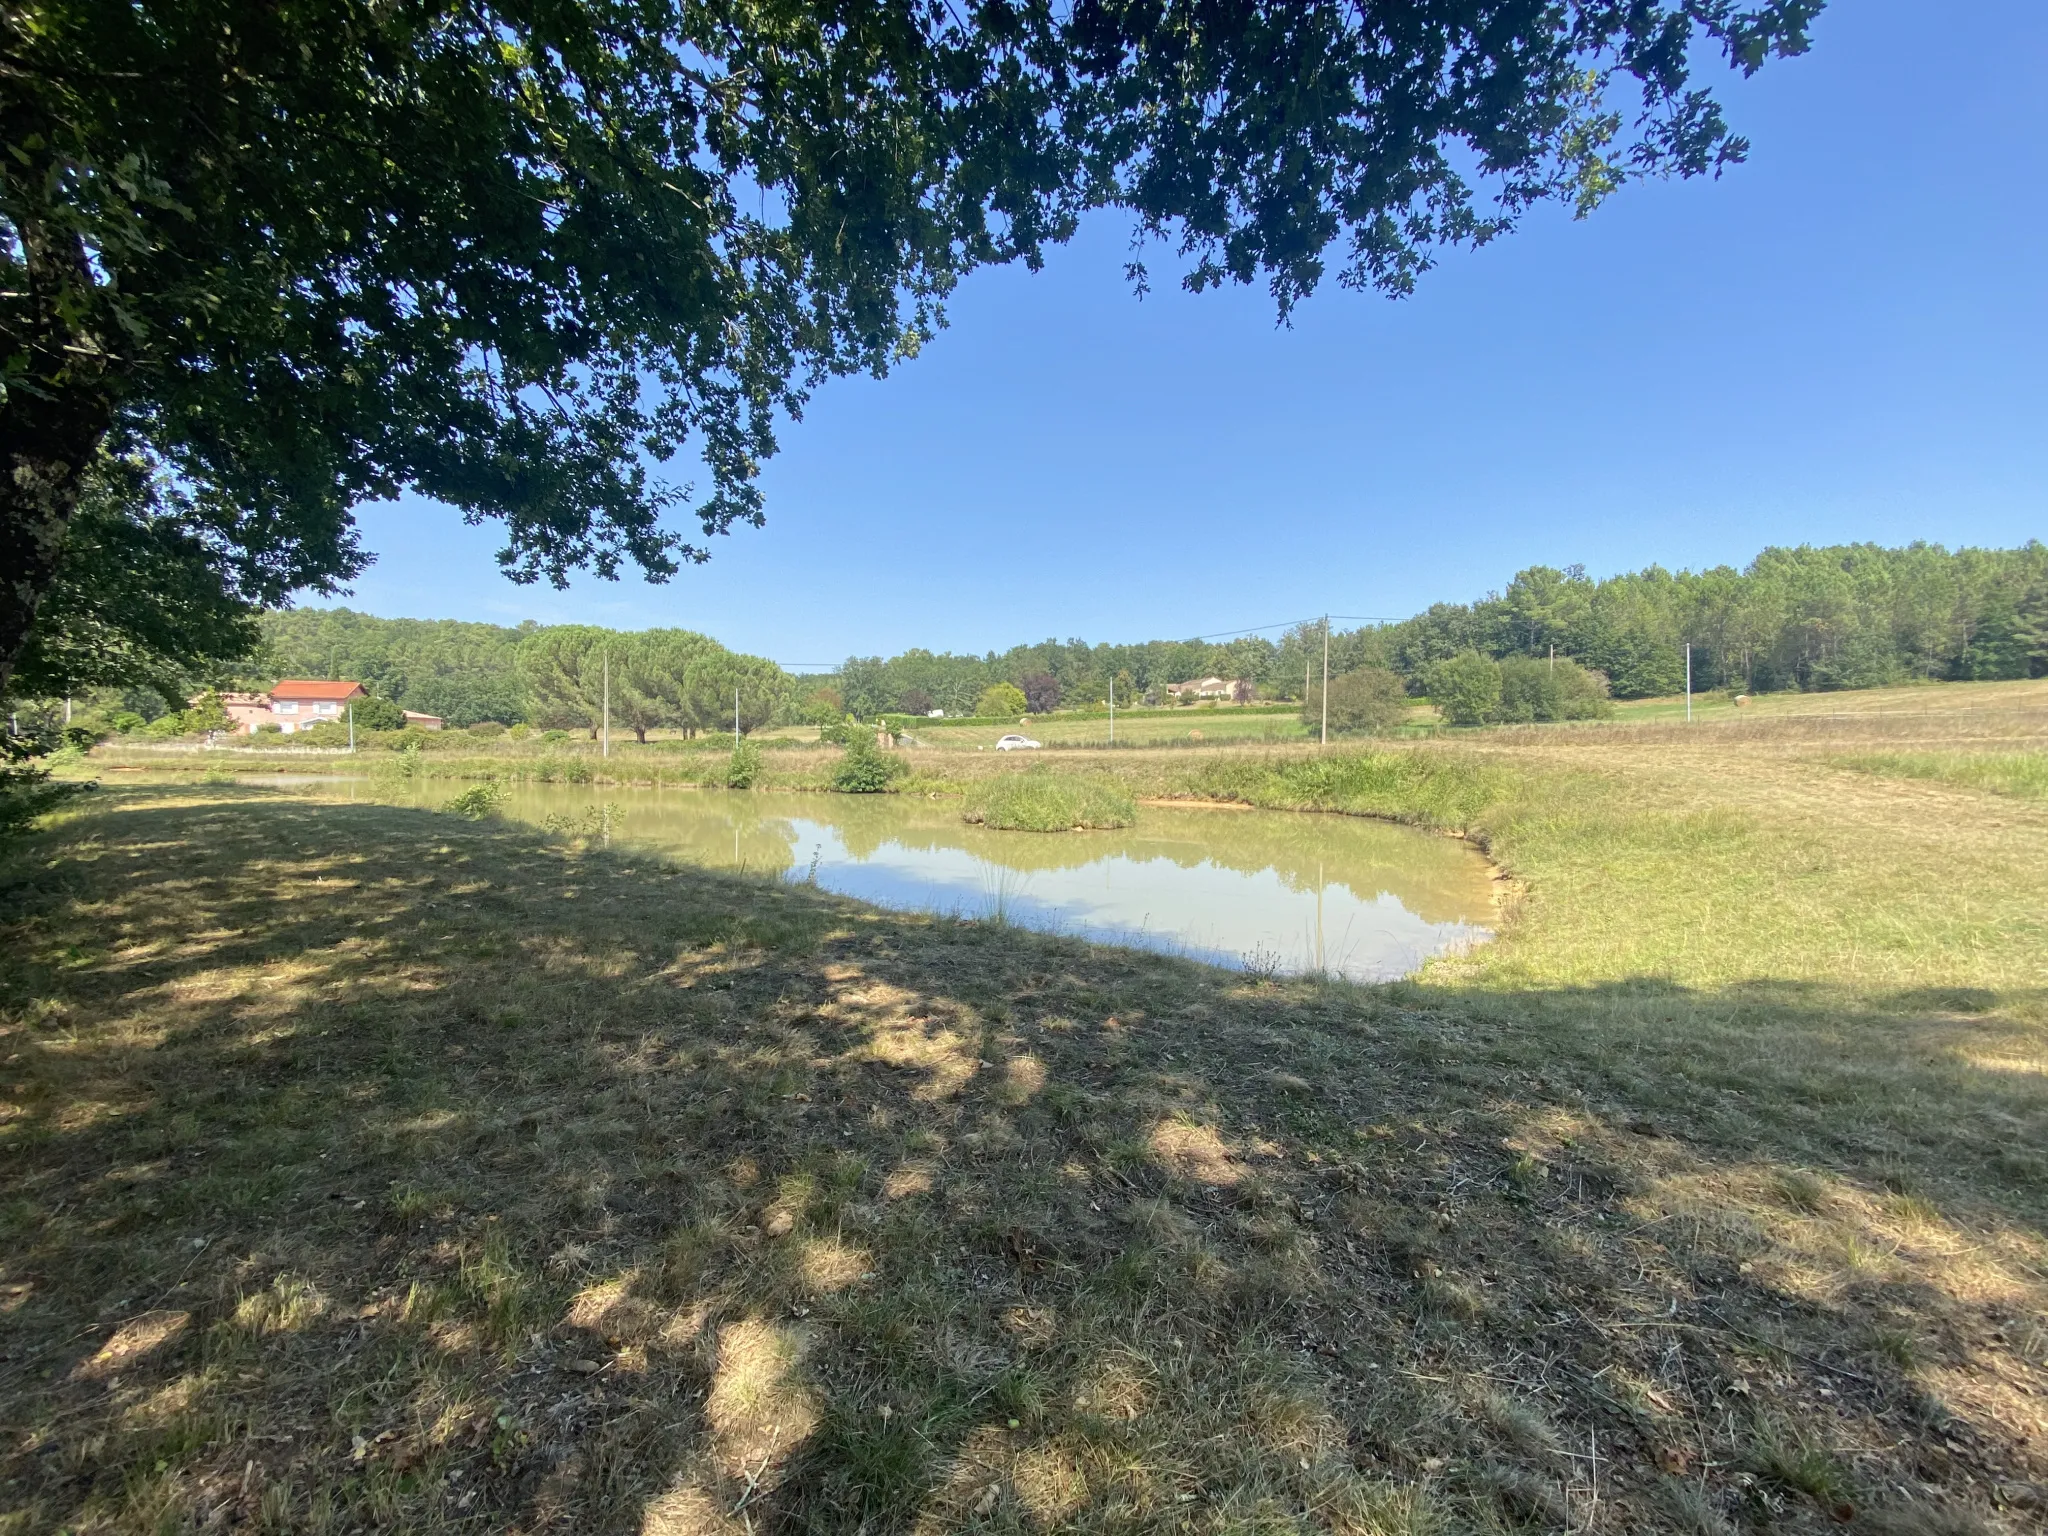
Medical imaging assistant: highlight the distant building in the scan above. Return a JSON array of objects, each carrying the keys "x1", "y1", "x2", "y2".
[
  {"x1": 190, "y1": 681, "x2": 377, "y2": 735},
  {"x1": 402, "y1": 710, "x2": 445, "y2": 731},
  {"x1": 267, "y1": 680, "x2": 367, "y2": 734},
  {"x1": 213, "y1": 692, "x2": 274, "y2": 733},
  {"x1": 1167, "y1": 676, "x2": 1248, "y2": 701}
]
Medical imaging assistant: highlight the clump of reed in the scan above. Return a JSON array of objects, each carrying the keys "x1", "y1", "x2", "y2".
[{"x1": 963, "y1": 767, "x2": 1137, "y2": 831}]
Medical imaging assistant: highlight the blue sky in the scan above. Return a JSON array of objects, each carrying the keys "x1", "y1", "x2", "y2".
[{"x1": 324, "y1": 0, "x2": 2046, "y2": 668}]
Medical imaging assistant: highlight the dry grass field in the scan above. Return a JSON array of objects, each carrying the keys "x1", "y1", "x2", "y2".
[{"x1": 4, "y1": 679, "x2": 2045, "y2": 1534}]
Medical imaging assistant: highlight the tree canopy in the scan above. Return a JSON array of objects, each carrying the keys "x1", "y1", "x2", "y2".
[
  {"x1": 828, "y1": 542, "x2": 2048, "y2": 707},
  {"x1": 513, "y1": 622, "x2": 783, "y2": 737},
  {"x1": 59, "y1": 536, "x2": 2038, "y2": 744},
  {"x1": 616, "y1": 630, "x2": 722, "y2": 742},
  {"x1": 254, "y1": 608, "x2": 530, "y2": 726},
  {"x1": 2, "y1": 0, "x2": 1823, "y2": 693},
  {"x1": 8, "y1": 450, "x2": 258, "y2": 699}
]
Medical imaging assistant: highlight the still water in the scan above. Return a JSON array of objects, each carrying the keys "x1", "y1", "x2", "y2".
[{"x1": 343, "y1": 782, "x2": 1497, "y2": 980}]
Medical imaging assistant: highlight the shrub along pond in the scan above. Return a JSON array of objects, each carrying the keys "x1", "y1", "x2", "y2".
[{"x1": 360, "y1": 781, "x2": 1495, "y2": 980}]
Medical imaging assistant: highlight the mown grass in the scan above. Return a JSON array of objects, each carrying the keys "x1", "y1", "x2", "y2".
[
  {"x1": 962, "y1": 770, "x2": 1138, "y2": 831},
  {"x1": 8, "y1": 688, "x2": 2046, "y2": 1533}
]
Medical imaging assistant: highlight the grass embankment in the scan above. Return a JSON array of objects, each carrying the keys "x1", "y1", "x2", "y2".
[
  {"x1": 962, "y1": 770, "x2": 1138, "y2": 832},
  {"x1": 7, "y1": 690, "x2": 2046, "y2": 1533}
]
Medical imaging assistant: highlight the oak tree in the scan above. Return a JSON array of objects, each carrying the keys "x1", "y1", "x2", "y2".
[{"x1": 2, "y1": 1, "x2": 1822, "y2": 691}]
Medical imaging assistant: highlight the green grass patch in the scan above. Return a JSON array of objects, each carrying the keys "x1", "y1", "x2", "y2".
[
  {"x1": 1829, "y1": 749, "x2": 2048, "y2": 798},
  {"x1": 962, "y1": 768, "x2": 1137, "y2": 831},
  {"x1": 1162, "y1": 746, "x2": 1512, "y2": 831}
]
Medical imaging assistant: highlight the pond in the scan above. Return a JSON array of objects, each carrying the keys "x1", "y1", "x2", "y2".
[{"x1": 348, "y1": 784, "x2": 1494, "y2": 982}]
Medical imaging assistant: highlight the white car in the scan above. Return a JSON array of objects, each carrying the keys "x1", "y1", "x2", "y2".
[{"x1": 994, "y1": 733, "x2": 1041, "y2": 751}]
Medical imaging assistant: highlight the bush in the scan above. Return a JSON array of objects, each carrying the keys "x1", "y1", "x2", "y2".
[
  {"x1": 1497, "y1": 656, "x2": 1613, "y2": 722},
  {"x1": 726, "y1": 739, "x2": 764, "y2": 789},
  {"x1": 963, "y1": 769, "x2": 1136, "y2": 831},
  {"x1": 531, "y1": 752, "x2": 594, "y2": 783},
  {"x1": 0, "y1": 765, "x2": 95, "y2": 840},
  {"x1": 1427, "y1": 651, "x2": 1504, "y2": 726},
  {"x1": 110, "y1": 711, "x2": 145, "y2": 733},
  {"x1": 832, "y1": 736, "x2": 909, "y2": 793},
  {"x1": 507, "y1": 723, "x2": 532, "y2": 740},
  {"x1": 466, "y1": 720, "x2": 507, "y2": 737},
  {"x1": 344, "y1": 694, "x2": 405, "y2": 731},
  {"x1": 1552, "y1": 659, "x2": 1613, "y2": 719},
  {"x1": 443, "y1": 782, "x2": 505, "y2": 819},
  {"x1": 184, "y1": 691, "x2": 231, "y2": 733},
  {"x1": 1306, "y1": 667, "x2": 1409, "y2": 735},
  {"x1": 976, "y1": 683, "x2": 1027, "y2": 718}
]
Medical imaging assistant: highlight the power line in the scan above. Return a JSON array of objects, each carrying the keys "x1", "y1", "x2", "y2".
[
  {"x1": 1170, "y1": 614, "x2": 1403, "y2": 640},
  {"x1": 1181, "y1": 617, "x2": 1321, "y2": 641},
  {"x1": 1099, "y1": 614, "x2": 1404, "y2": 645}
]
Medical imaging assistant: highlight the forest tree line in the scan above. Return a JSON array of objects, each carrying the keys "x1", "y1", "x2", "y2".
[
  {"x1": 69, "y1": 541, "x2": 2046, "y2": 733},
  {"x1": 247, "y1": 615, "x2": 781, "y2": 737},
  {"x1": 833, "y1": 541, "x2": 2048, "y2": 712}
]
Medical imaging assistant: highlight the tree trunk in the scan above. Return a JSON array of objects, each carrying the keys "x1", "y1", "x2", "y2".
[
  {"x1": 0, "y1": 393, "x2": 112, "y2": 692},
  {"x1": 0, "y1": 219, "x2": 119, "y2": 696}
]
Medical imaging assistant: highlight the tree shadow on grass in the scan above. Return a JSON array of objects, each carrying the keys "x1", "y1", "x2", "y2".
[{"x1": 0, "y1": 787, "x2": 2042, "y2": 1534}]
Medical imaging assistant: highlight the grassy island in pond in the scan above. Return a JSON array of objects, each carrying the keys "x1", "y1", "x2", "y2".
[
  {"x1": 2, "y1": 678, "x2": 2045, "y2": 1534},
  {"x1": 962, "y1": 769, "x2": 1139, "y2": 831}
]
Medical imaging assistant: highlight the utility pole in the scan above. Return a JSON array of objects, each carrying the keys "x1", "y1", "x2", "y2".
[
  {"x1": 734, "y1": 686, "x2": 740, "y2": 748},
  {"x1": 601, "y1": 649, "x2": 610, "y2": 758},
  {"x1": 347, "y1": 701, "x2": 355, "y2": 753},
  {"x1": 1108, "y1": 675, "x2": 1115, "y2": 746},
  {"x1": 1684, "y1": 642, "x2": 1693, "y2": 723},
  {"x1": 1320, "y1": 616, "x2": 1330, "y2": 748},
  {"x1": 1548, "y1": 644, "x2": 1554, "y2": 675}
]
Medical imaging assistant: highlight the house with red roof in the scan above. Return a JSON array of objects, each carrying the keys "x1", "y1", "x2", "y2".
[{"x1": 266, "y1": 680, "x2": 367, "y2": 734}]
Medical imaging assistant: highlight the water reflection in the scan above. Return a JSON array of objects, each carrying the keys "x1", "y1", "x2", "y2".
[{"x1": 411, "y1": 785, "x2": 1497, "y2": 981}]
